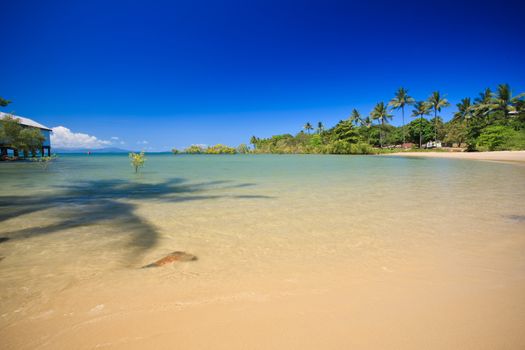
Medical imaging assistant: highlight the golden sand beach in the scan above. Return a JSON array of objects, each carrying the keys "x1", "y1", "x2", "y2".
[{"x1": 384, "y1": 150, "x2": 525, "y2": 163}]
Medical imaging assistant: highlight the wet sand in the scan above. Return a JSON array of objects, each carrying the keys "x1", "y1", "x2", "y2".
[{"x1": 384, "y1": 150, "x2": 525, "y2": 163}]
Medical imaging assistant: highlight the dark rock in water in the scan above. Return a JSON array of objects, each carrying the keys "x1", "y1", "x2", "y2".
[
  {"x1": 142, "y1": 251, "x2": 197, "y2": 268},
  {"x1": 0, "y1": 237, "x2": 10, "y2": 244}
]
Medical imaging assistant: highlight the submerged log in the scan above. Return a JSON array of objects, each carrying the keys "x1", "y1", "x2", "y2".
[{"x1": 142, "y1": 251, "x2": 197, "y2": 268}]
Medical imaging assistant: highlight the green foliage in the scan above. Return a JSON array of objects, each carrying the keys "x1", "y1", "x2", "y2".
[
  {"x1": 1, "y1": 115, "x2": 45, "y2": 157},
  {"x1": 444, "y1": 120, "x2": 468, "y2": 147},
  {"x1": 172, "y1": 83, "x2": 525, "y2": 154},
  {"x1": 370, "y1": 102, "x2": 393, "y2": 147},
  {"x1": 303, "y1": 122, "x2": 313, "y2": 134},
  {"x1": 326, "y1": 140, "x2": 374, "y2": 154},
  {"x1": 18, "y1": 128, "x2": 45, "y2": 156},
  {"x1": 326, "y1": 140, "x2": 352, "y2": 154},
  {"x1": 205, "y1": 144, "x2": 237, "y2": 154},
  {"x1": 0, "y1": 115, "x2": 22, "y2": 145},
  {"x1": 331, "y1": 120, "x2": 359, "y2": 143},
  {"x1": 349, "y1": 142, "x2": 375, "y2": 154},
  {"x1": 406, "y1": 117, "x2": 433, "y2": 145},
  {"x1": 237, "y1": 143, "x2": 250, "y2": 154},
  {"x1": 184, "y1": 145, "x2": 206, "y2": 154},
  {"x1": 309, "y1": 134, "x2": 323, "y2": 148},
  {"x1": 476, "y1": 126, "x2": 525, "y2": 151},
  {"x1": 171, "y1": 148, "x2": 179, "y2": 155},
  {"x1": 129, "y1": 151, "x2": 146, "y2": 173}
]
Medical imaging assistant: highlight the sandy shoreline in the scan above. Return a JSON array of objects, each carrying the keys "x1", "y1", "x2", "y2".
[{"x1": 383, "y1": 150, "x2": 525, "y2": 163}]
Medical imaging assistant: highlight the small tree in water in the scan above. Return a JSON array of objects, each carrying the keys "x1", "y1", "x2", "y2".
[{"x1": 129, "y1": 151, "x2": 146, "y2": 173}]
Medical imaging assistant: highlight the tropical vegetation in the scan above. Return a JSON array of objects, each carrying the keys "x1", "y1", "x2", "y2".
[
  {"x1": 0, "y1": 114, "x2": 46, "y2": 158},
  {"x1": 246, "y1": 84, "x2": 525, "y2": 154}
]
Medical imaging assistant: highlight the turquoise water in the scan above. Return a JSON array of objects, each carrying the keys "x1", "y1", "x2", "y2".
[{"x1": 1, "y1": 154, "x2": 525, "y2": 348}]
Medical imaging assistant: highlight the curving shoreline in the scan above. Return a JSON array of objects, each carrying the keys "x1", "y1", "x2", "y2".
[{"x1": 382, "y1": 150, "x2": 525, "y2": 163}]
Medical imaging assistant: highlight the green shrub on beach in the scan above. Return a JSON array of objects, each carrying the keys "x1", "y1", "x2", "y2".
[
  {"x1": 184, "y1": 145, "x2": 206, "y2": 154},
  {"x1": 476, "y1": 126, "x2": 525, "y2": 151},
  {"x1": 236, "y1": 143, "x2": 250, "y2": 154},
  {"x1": 205, "y1": 144, "x2": 237, "y2": 154}
]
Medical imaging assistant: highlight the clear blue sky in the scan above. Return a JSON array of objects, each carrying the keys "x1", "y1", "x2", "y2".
[{"x1": 3, "y1": 0, "x2": 525, "y2": 151}]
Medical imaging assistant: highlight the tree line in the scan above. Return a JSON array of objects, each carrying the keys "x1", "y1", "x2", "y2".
[{"x1": 249, "y1": 84, "x2": 525, "y2": 154}]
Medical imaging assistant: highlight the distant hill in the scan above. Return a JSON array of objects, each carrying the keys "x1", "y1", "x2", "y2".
[{"x1": 54, "y1": 147, "x2": 132, "y2": 153}]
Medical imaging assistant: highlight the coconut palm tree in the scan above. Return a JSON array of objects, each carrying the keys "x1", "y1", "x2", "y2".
[
  {"x1": 349, "y1": 109, "x2": 362, "y2": 126},
  {"x1": 453, "y1": 98, "x2": 473, "y2": 127},
  {"x1": 411, "y1": 101, "x2": 431, "y2": 148},
  {"x1": 357, "y1": 115, "x2": 373, "y2": 144},
  {"x1": 470, "y1": 88, "x2": 493, "y2": 121},
  {"x1": 491, "y1": 84, "x2": 525, "y2": 121},
  {"x1": 317, "y1": 121, "x2": 324, "y2": 134},
  {"x1": 370, "y1": 102, "x2": 392, "y2": 148},
  {"x1": 388, "y1": 87, "x2": 415, "y2": 144},
  {"x1": 250, "y1": 136, "x2": 259, "y2": 149},
  {"x1": 304, "y1": 122, "x2": 313, "y2": 134},
  {"x1": 427, "y1": 91, "x2": 450, "y2": 141}
]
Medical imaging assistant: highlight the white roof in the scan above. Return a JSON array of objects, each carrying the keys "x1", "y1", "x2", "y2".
[{"x1": 0, "y1": 112, "x2": 52, "y2": 131}]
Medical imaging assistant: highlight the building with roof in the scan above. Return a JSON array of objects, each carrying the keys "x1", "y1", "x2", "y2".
[{"x1": 0, "y1": 112, "x2": 52, "y2": 158}]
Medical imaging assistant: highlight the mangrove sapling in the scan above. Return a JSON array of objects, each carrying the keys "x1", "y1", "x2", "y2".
[{"x1": 129, "y1": 151, "x2": 146, "y2": 173}]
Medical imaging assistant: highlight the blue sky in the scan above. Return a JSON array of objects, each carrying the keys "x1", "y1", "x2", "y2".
[{"x1": 2, "y1": 0, "x2": 525, "y2": 151}]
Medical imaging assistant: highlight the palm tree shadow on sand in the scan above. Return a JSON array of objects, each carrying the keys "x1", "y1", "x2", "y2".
[{"x1": 0, "y1": 178, "x2": 274, "y2": 267}]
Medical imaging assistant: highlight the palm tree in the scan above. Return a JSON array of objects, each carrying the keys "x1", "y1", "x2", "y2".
[
  {"x1": 411, "y1": 101, "x2": 431, "y2": 148},
  {"x1": 250, "y1": 136, "x2": 259, "y2": 149},
  {"x1": 453, "y1": 98, "x2": 473, "y2": 127},
  {"x1": 370, "y1": 102, "x2": 392, "y2": 148},
  {"x1": 427, "y1": 91, "x2": 450, "y2": 141},
  {"x1": 388, "y1": 87, "x2": 415, "y2": 144},
  {"x1": 304, "y1": 122, "x2": 313, "y2": 134},
  {"x1": 317, "y1": 121, "x2": 324, "y2": 134},
  {"x1": 491, "y1": 84, "x2": 525, "y2": 121},
  {"x1": 349, "y1": 109, "x2": 362, "y2": 126},
  {"x1": 471, "y1": 88, "x2": 493, "y2": 121},
  {"x1": 358, "y1": 115, "x2": 373, "y2": 144}
]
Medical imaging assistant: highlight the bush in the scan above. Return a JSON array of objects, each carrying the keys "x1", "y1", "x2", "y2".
[
  {"x1": 349, "y1": 142, "x2": 375, "y2": 154},
  {"x1": 236, "y1": 143, "x2": 250, "y2": 154},
  {"x1": 184, "y1": 145, "x2": 206, "y2": 154},
  {"x1": 205, "y1": 144, "x2": 237, "y2": 154},
  {"x1": 476, "y1": 126, "x2": 525, "y2": 151},
  {"x1": 327, "y1": 140, "x2": 352, "y2": 154}
]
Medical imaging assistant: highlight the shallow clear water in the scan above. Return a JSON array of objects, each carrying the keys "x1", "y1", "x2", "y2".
[{"x1": 1, "y1": 154, "x2": 525, "y2": 349}]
